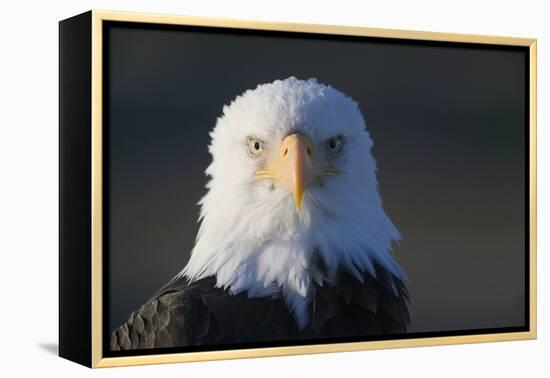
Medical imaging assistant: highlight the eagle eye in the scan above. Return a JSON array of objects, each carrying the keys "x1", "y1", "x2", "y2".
[
  {"x1": 327, "y1": 136, "x2": 344, "y2": 154},
  {"x1": 247, "y1": 137, "x2": 265, "y2": 156}
]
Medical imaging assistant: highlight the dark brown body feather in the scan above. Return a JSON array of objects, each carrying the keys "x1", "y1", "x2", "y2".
[{"x1": 110, "y1": 264, "x2": 409, "y2": 351}]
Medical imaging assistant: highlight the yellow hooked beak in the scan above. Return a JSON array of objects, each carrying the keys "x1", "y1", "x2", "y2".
[{"x1": 256, "y1": 133, "x2": 314, "y2": 210}]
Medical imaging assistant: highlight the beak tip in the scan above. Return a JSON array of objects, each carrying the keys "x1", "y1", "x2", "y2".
[{"x1": 295, "y1": 195, "x2": 303, "y2": 211}]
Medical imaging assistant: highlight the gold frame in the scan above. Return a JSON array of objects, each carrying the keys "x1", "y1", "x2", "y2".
[{"x1": 89, "y1": 9, "x2": 537, "y2": 368}]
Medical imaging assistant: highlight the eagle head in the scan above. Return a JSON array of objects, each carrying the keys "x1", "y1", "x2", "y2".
[{"x1": 180, "y1": 77, "x2": 405, "y2": 328}]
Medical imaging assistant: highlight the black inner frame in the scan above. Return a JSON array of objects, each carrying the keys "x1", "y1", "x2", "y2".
[{"x1": 101, "y1": 20, "x2": 531, "y2": 358}]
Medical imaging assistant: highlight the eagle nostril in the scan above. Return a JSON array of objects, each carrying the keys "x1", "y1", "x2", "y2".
[{"x1": 283, "y1": 148, "x2": 288, "y2": 157}]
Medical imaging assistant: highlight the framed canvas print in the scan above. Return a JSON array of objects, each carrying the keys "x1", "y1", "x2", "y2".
[{"x1": 59, "y1": 10, "x2": 537, "y2": 368}]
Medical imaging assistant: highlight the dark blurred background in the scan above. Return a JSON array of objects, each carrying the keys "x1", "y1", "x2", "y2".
[{"x1": 106, "y1": 24, "x2": 526, "y2": 335}]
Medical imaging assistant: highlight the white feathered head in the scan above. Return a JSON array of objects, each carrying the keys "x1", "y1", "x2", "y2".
[{"x1": 180, "y1": 77, "x2": 404, "y2": 327}]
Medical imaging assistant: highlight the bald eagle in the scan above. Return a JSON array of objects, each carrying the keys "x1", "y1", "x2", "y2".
[{"x1": 110, "y1": 77, "x2": 409, "y2": 351}]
